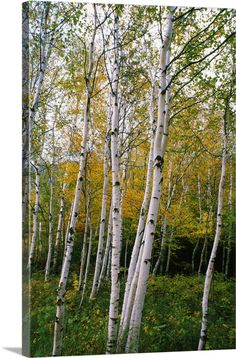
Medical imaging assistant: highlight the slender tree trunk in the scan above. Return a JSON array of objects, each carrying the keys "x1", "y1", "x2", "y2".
[
  {"x1": 106, "y1": 11, "x2": 122, "y2": 354},
  {"x1": 52, "y1": 7, "x2": 97, "y2": 354},
  {"x1": 153, "y1": 162, "x2": 175, "y2": 275},
  {"x1": 80, "y1": 222, "x2": 92, "y2": 308},
  {"x1": 165, "y1": 181, "x2": 187, "y2": 275},
  {"x1": 63, "y1": 203, "x2": 73, "y2": 261},
  {"x1": 198, "y1": 101, "x2": 228, "y2": 351},
  {"x1": 80, "y1": 179, "x2": 92, "y2": 307},
  {"x1": 45, "y1": 174, "x2": 54, "y2": 281},
  {"x1": 117, "y1": 80, "x2": 155, "y2": 352},
  {"x1": 153, "y1": 217, "x2": 168, "y2": 275},
  {"x1": 45, "y1": 122, "x2": 56, "y2": 282},
  {"x1": 126, "y1": 9, "x2": 175, "y2": 352},
  {"x1": 90, "y1": 95, "x2": 111, "y2": 298},
  {"x1": 78, "y1": 197, "x2": 90, "y2": 292},
  {"x1": 98, "y1": 202, "x2": 112, "y2": 290},
  {"x1": 53, "y1": 181, "x2": 67, "y2": 271},
  {"x1": 198, "y1": 209, "x2": 211, "y2": 277},
  {"x1": 38, "y1": 221, "x2": 42, "y2": 254},
  {"x1": 28, "y1": 165, "x2": 40, "y2": 270}
]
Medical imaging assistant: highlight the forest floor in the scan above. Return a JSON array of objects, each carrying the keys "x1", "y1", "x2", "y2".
[{"x1": 29, "y1": 272, "x2": 235, "y2": 356}]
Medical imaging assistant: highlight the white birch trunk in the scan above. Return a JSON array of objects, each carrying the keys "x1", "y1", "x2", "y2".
[
  {"x1": 28, "y1": 165, "x2": 40, "y2": 270},
  {"x1": 90, "y1": 96, "x2": 112, "y2": 298},
  {"x1": 38, "y1": 221, "x2": 42, "y2": 254},
  {"x1": 198, "y1": 172, "x2": 212, "y2": 277},
  {"x1": 106, "y1": 11, "x2": 122, "y2": 354},
  {"x1": 125, "y1": 8, "x2": 175, "y2": 352},
  {"x1": 98, "y1": 201, "x2": 112, "y2": 290},
  {"x1": 80, "y1": 220, "x2": 92, "y2": 308},
  {"x1": 53, "y1": 181, "x2": 67, "y2": 270},
  {"x1": 153, "y1": 164, "x2": 175, "y2": 275},
  {"x1": 63, "y1": 203, "x2": 73, "y2": 262},
  {"x1": 117, "y1": 80, "x2": 155, "y2": 352},
  {"x1": 52, "y1": 7, "x2": 97, "y2": 354},
  {"x1": 165, "y1": 181, "x2": 187, "y2": 275},
  {"x1": 45, "y1": 175, "x2": 54, "y2": 281},
  {"x1": 78, "y1": 198, "x2": 90, "y2": 292},
  {"x1": 198, "y1": 106, "x2": 228, "y2": 351}
]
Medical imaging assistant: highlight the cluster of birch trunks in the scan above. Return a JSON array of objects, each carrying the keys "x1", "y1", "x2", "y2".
[{"x1": 23, "y1": 2, "x2": 235, "y2": 356}]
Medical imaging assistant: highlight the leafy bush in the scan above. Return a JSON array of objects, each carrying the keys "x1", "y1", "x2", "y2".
[{"x1": 30, "y1": 273, "x2": 235, "y2": 356}]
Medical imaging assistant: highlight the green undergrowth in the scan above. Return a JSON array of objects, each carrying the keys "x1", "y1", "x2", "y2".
[{"x1": 29, "y1": 272, "x2": 235, "y2": 356}]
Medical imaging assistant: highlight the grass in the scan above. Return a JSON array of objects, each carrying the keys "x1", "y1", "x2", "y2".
[{"x1": 28, "y1": 271, "x2": 235, "y2": 356}]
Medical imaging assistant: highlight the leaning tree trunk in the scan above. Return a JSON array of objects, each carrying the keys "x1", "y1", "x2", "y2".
[
  {"x1": 53, "y1": 181, "x2": 67, "y2": 271},
  {"x1": 45, "y1": 174, "x2": 54, "y2": 281},
  {"x1": 106, "y1": 11, "x2": 122, "y2": 354},
  {"x1": 52, "y1": 7, "x2": 97, "y2": 355},
  {"x1": 126, "y1": 8, "x2": 175, "y2": 352},
  {"x1": 38, "y1": 221, "x2": 42, "y2": 254},
  {"x1": 80, "y1": 177, "x2": 92, "y2": 307},
  {"x1": 90, "y1": 94, "x2": 111, "y2": 298},
  {"x1": 165, "y1": 180, "x2": 187, "y2": 275},
  {"x1": 198, "y1": 101, "x2": 228, "y2": 351},
  {"x1": 24, "y1": 5, "x2": 54, "y2": 225},
  {"x1": 28, "y1": 165, "x2": 40, "y2": 270},
  {"x1": 78, "y1": 193, "x2": 90, "y2": 292},
  {"x1": 198, "y1": 172, "x2": 212, "y2": 277},
  {"x1": 117, "y1": 76, "x2": 155, "y2": 352},
  {"x1": 153, "y1": 163, "x2": 175, "y2": 276},
  {"x1": 80, "y1": 220, "x2": 92, "y2": 308},
  {"x1": 97, "y1": 201, "x2": 112, "y2": 291}
]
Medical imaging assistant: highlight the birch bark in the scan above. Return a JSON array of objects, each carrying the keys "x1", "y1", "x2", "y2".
[
  {"x1": 106, "y1": 11, "x2": 122, "y2": 354},
  {"x1": 28, "y1": 165, "x2": 40, "y2": 270},
  {"x1": 117, "y1": 106, "x2": 154, "y2": 352},
  {"x1": 45, "y1": 174, "x2": 54, "y2": 281},
  {"x1": 198, "y1": 102, "x2": 228, "y2": 351},
  {"x1": 90, "y1": 94, "x2": 112, "y2": 298},
  {"x1": 52, "y1": 7, "x2": 97, "y2": 354},
  {"x1": 53, "y1": 181, "x2": 67, "y2": 271},
  {"x1": 153, "y1": 163, "x2": 175, "y2": 275},
  {"x1": 45, "y1": 121, "x2": 56, "y2": 281},
  {"x1": 198, "y1": 170, "x2": 212, "y2": 277},
  {"x1": 78, "y1": 196, "x2": 90, "y2": 292},
  {"x1": 80, "y1": 176, "x2": 92, "y2": 306},
  {"x1": 125, "y1": 8, "x2": 175, "y2": 352},
  {"x1": 98, "y1": 201, "x2": 112, "y2": 290},
  {"x1": 80, "y1": 219, "x2": 92, "y2": 307}
]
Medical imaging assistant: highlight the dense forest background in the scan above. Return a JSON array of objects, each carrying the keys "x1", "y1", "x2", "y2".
[{"x1": 22, "y1": 1, "x2": 235, "y2": 357}]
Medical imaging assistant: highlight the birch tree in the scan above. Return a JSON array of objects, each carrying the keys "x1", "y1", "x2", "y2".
[
  {"x1": 117, "y1": 76, "x2": 155, "y2": 352},
  {"x1": 28, "y1": 164, "x2": 40, "y2": 270},
  {"x1": 125, "y1": 7, "x2": 175, "y2": 352},
  {"x1": 90, "y1": 93, "x2": 112, "y2": 298},
  {"x1": 97, "y1": 200, "x2": 112, "y2": 290},
  {"x1": 198, "y1": 97, "x2": 229, "y2": 351},
  {"x1": 52, "y1": 6, "x2": 97, "y2": 355},
  {"x1": 53, "y1": 181, "x2": 67, "y2": 271},
  {"x1": 106, "y1": 9, "x2": 122, "y2": 354}
]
